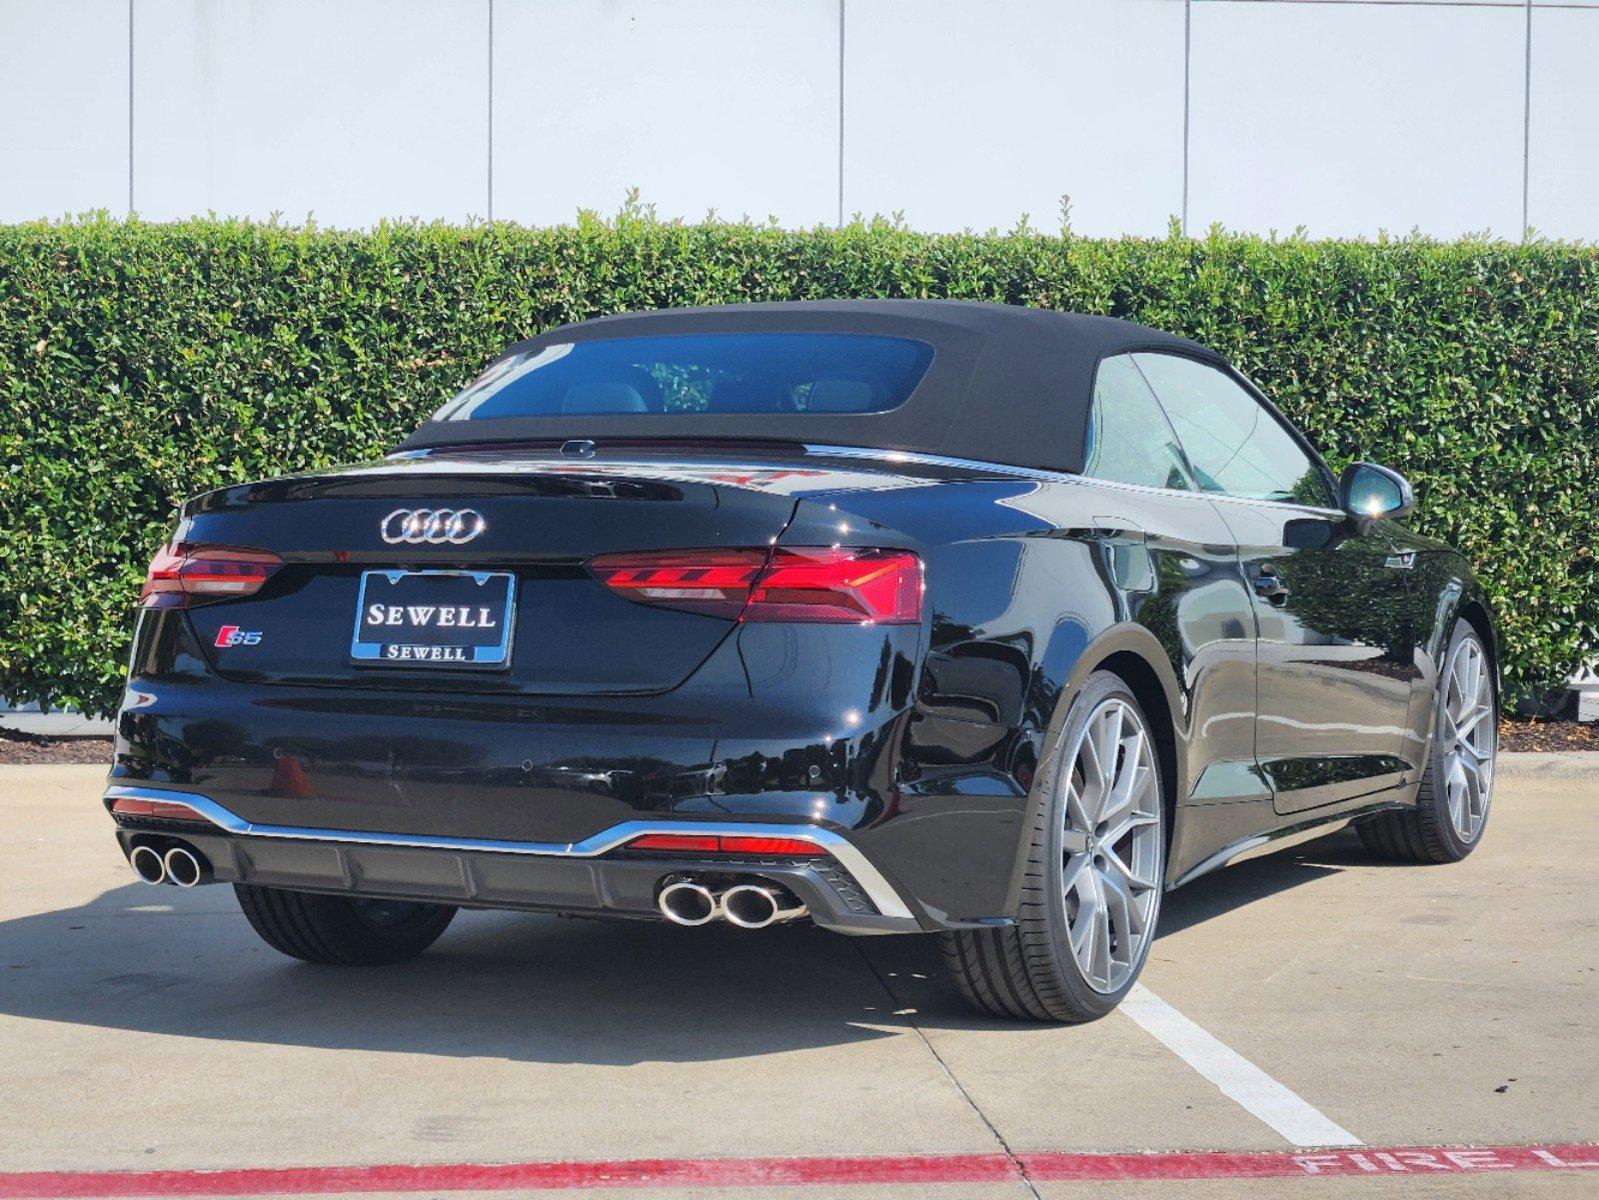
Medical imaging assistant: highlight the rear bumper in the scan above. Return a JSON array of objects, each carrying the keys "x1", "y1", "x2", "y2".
[
  {"x1": 105, "y1": 784, "x2": 920, "y2": 935},
  {"x1": 113, "y1": 612, "x2": 1034, "y2": 928}
]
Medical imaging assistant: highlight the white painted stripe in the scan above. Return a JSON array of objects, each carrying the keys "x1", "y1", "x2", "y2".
[{"x1": 1120, "y1": 983, "x2": 1362, "y2": 1148}]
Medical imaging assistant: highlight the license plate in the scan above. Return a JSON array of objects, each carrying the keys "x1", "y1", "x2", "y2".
[{"x1": 351, "y1": 570, "x2": 516, "y2": 669}]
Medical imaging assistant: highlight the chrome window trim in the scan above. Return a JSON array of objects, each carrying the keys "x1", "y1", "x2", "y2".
[
  {"x1": 801, "y1": 443, "x2": 1074, "y2": 484},
  {"x1": 1048, "y1": 464, "x2": 1349, "y2": 519},
  {"x1": 800, "y1": 443, "x2": 1348, "y2": 518},
  {"x1": 104, "y1": 784, "x2": 914, "y2": 920}
]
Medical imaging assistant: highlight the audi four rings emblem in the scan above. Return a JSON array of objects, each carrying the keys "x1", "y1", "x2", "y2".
[{"x1": 380, "y1": 508, "x2": 487, "y2": 545}]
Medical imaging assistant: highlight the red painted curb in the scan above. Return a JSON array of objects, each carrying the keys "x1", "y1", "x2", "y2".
[
  {"x1": 1024, "y1": 1144, "x2": 1599, "y2": 1181},
  {"x1": 1, "y1": 1144, "x2": 1595, "y2": 1197}
]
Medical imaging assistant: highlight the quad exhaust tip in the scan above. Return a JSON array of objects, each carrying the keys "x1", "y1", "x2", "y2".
[
  {"x1": 656, "y1": 878, "x2": 808, "y2": 928},
  {"x1": 657, "y1": 880, "x2": 720, "y2": 926},
  {"x1": 163, "y1": 845, "x2": 206, "y2": 888},
  {"x1": 129, "y1": 844, "x2": 166, "y2": 885},
  {"x1": 129, "y1": 842, "x2": 210, "y2": 887},
  {"x1": 722, "y1": 883, "x2": 805, "y2": 929}
]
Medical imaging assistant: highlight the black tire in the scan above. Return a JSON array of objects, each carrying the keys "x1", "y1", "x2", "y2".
[
  {"x1": 1357, "y1": 619, "x2": 1496, "y2": 865},
  {"x1": 234, "y1": 884, "x2": 456, "y2": 965},
  {"x1": 939, "y1": 672, "x2": 1166, "y2": 1023}
]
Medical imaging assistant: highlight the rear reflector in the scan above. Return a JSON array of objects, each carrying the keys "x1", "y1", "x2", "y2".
[
  {"x1": 589, "y1": 547, "x2": 922, "y2": 624},
  {"x1": 141, "y1": 544, "x2": 283, "y2": 609},
  {"x1": 720, "y1": 835, "x2": 829, "y2": 857},
  {"x1": 627, "y1": 834, "x2": 723, "y2": 854},
  {"x1": 626, "y1": 833, "x2": 826, "y2": 858},
  {"x1": 110, "y1": 796, "x2": 208, "y2": 822}
]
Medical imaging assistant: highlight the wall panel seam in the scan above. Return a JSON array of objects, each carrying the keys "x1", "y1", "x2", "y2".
[
  {"x1": 838, "y1": 0, "x2": 846, "y2": 228},
  {"x1": 1183, "y1": 0, "x2": 1191, "y2": 234},
  {"x1": 127, "y1": 0, "x2": 134, "y2": 214},
  {"x1": 488, "y1": 0, "x2": 495, "y2": 222},
  {"x1": 1521, "y1": 0, "x2": 1532, "y2": 237}
]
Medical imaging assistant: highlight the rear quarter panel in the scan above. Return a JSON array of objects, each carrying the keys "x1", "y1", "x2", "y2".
[{"x1": 795, "y1": 473, "x2": 1254, "y2": 922}]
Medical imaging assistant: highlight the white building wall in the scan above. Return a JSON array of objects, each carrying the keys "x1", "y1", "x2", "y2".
[
  {"x1": 492, "y1": 0, "x2": 840, "y2": 227},
  {"x1": 132, "y1": 0, "x2": 490, "y2": 228},
  {"x1": 843, "y1": 0, "x2": 1185, "y2": 237},
  {"x1": 1, "y1": 0, "x2": 130, "y2": 218},
  {"x1": 1, "y1": 0, "x2": 1594, "y2": 240},
  {"x1": 1189, "y1": 2, "x2": 1525, "y2": 239}
]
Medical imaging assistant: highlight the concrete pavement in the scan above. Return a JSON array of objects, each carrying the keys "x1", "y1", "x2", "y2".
[{"x1": 1, "y1": 766, "x2": 1594, "y2": 1197}]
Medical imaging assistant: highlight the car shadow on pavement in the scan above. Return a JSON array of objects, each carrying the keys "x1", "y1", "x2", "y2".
[
  {"x1": 0, "y1": 832, "x2": 1354, "y2": 1061},
  {"x1": 1155, "y1": 829, "x2": 1351, "y2": 938}
]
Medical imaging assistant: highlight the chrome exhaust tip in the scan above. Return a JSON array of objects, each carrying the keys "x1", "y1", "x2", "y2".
[
  {"x1": 129, "y1": 844, "x2": 166, "y2": 886},
  {"x1": 162, "y1": 845, "x2": 207, "y2": 889},
  {"x1": 722, "y1": 884, "x2": 806, "y2": 929},
  {"x1": 657, "y1": 880, "x2": 719, "y2": 926}
]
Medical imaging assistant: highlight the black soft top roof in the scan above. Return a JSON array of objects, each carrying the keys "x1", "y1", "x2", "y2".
[{"x1": 398, "y1": 300, "x2": 1219, "y2": 474}]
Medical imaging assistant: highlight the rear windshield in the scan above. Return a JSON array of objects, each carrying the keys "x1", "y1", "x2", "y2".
[{"x1": 432, "y1": 333, "x2": 935, "y2": 421}]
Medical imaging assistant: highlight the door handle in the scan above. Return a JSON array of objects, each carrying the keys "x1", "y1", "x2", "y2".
[{"x1": 1253, "y1": 570, "x2": 1290, "y2": 606}]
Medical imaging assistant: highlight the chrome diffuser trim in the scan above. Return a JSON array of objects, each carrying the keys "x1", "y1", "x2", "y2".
[{"x1": 103, "y1": 784, "x2": 915, "y2": 920}]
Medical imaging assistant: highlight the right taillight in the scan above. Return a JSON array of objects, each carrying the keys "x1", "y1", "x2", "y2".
[
  {"x1": 140, "y1": 544, "x2": 283, "y2": 609},
  {"x1": 588, "y1": 547, "x2": 923, "y2": 625}
]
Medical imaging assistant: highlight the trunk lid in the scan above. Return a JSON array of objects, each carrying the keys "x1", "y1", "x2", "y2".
[{"x1": 175, "y1": 453, "x2": 813, "y2": 696}]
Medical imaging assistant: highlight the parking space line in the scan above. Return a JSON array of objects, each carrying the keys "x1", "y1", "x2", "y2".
[
  {"x1": 1118, "y1": 983, "x2": 1362, "y2": 1147},
  {"x1": 1, "y1": 1145, "x2": 1596, "y2": 1196}
]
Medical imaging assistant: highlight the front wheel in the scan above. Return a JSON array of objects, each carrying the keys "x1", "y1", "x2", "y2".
[
  {"x1": 940, "y1": 673, "x2": 1166, "y2": 1023},
  {"x1": 1357, "y1": 619, "x2": 1496, "y2": 864},
  {"x1": 235, "y1": 884, "x2": 457, "y2": 965}
]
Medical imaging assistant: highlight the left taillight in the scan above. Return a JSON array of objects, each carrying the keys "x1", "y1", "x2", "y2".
[
  {"x1": 588, "y1": 546, "x2": 923, "y2": 625},
  {"x1": 140, "y1": 544, "x2": 283, "y2": 609}
]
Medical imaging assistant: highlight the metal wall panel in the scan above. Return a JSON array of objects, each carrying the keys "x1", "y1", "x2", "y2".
[
  {"x1": 491, "y1": 0, "x2": 839, "y2": 227},
  {"x1": 131, "y1": 0, "x2": 489, "y2": 225},
  {"x1": 0, "y1": 0, "x2": 130, "y2": 221},
  {"x1": 843, "y1": 0, "x2": 1184, "y2": 236},
  {"x1": 1189, "y1": 1, "x2": 1524, "y2": 239},
  {"x1": 2, "y1": 0, "x2": 1592, "y2": 242},
  {"x1": 1528, "y1": 6, "x2": 1599, "y2": 241}
]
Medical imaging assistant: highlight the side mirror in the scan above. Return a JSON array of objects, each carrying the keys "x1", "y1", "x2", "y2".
[{"x1": 1339, "y1": 462, "x2": 1414, "y2": 525}]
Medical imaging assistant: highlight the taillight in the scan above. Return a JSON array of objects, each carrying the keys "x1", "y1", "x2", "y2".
[
  {"x1": 588, "y1": 547, "x2": 923, "y2": 625},
  {"x1": 625, "y1": 832, "x2": 826, "y2": 857},
  {"x1": 586, "y1": 549, "x2": 768, "y2": 619},
  {"x1": 109, "y1": 795, "x2": 208, "y2": 822},
  {"x1": 141, "y1": 544, "x2": 283, "y2": 609}
]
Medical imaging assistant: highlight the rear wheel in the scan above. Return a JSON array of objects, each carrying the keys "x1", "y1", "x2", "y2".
[
  {"x1": 235, "y1": 884, "x2": 456, "y2": 965},
  {"x1": 940, "y1": 673, "x2": 1165, "y2": 1022},
  {"x1": 1357, "y1": 620, "x2": 1496, "y2": 864}
]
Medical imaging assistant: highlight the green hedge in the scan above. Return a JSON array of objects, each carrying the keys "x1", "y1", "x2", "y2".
[{"x1": 2, "y1": 211, "x2": 1595, "y2": 716}]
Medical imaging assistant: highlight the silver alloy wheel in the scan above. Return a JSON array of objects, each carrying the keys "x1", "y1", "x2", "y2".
[
  {"x1": 1060, "y1": 698, "x2": 1162, "y2": 994},
  {"x1": 1441, "y1": 632, "x2": 1495, "y2": 843}
]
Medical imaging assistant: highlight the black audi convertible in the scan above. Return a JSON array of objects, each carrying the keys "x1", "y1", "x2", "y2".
[{"x1": 107, "y1": 300, "x2": 1497, "y2": 1022}]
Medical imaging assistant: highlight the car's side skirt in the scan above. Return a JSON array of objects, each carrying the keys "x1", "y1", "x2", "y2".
[{"x1": 1169, "y1": 793, "x2": 1414, "y2": 891}]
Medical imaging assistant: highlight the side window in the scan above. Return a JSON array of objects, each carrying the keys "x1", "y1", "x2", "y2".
[
  {"x1": 1132, "y1": 353, "x2": 1331, "y2": 506},
  {"x1": 1084, "y1": 355, "x2": 1197, "y2": 491}
]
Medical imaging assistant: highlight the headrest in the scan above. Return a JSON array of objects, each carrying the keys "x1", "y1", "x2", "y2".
[
  {"x1": 561, "y1": 382, "x2": 648, "y2": 413},
  {"x1": 710, "y1": 379, "x2": 783, "y2": 413},
  {"x1": 806, "y1": 379, "x2": 876, "y2": 412}
]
